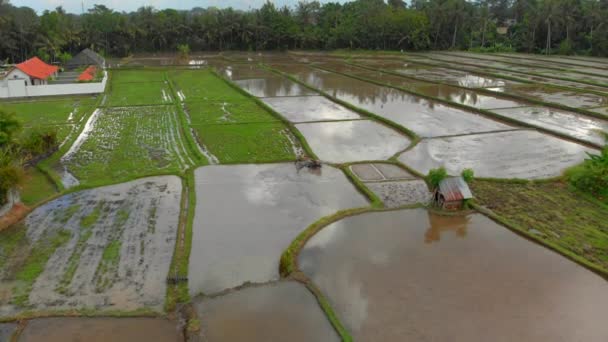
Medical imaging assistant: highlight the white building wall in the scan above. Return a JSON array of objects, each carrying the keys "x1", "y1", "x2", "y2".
[{"x1": 0, "y1": 71, "x2": 107, "y2": 99}]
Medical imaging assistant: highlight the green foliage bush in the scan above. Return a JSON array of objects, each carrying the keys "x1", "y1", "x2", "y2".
[
  {"x1": 19, "y1": 127, "x2": 58, "y2": 156},
  {"x1": 0, "y1": 110, "x2": 21, "y2": 146},
  {"x1": 461, "y1": 168, "x2": 475, "y2": 183},
  {"x1": 469, "y1": 43, "x2": 515, "y2": 53},
  {"x1": 558, "y1": 39, "x2": 574, "y2": 55},
  {"x1": 426, "y1": 167, "x2": 447, "y2": 189},
  {"x1": 567, "y1": 147, "x2": 608, "y2": 201}
]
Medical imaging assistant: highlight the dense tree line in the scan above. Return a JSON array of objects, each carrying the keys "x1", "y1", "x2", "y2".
[{"x1": 0, "y1": 0, "x2": 607, "y2": 62}]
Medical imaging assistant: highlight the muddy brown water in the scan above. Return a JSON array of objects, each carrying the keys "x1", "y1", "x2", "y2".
[
  {"x1": 261, "y1": 96, "x2": 361, "y2": 122},
  {"x1": 295, "y1": 120, "x2": 411, "y2": 163},
  {"x1": 193, "y1": 281, "x2": 339, "y2": 342},
  {"x1": 398, "y1": 130, "x2": 596, "y2": 179},
  {"x1": 233, "y1": 77, "x2": 318, "y2": 97},
  {"x1": 0, "y1": 176, "x2": 181, "y2": 317},
  {"x1": 492, "y1": 106, "x2": 608, "y2": 146},
  {"x1": 189, "y1": 163, "x2": 368, "y2": 296},
  {"x1": 273, "y1": 64, "x2": 514, "y2": 137},
  {"x1": 17, "y1": 318, "x2": 182, "y2": 342},
  {"x1": 299, "y1": 209, "x2": 608, "y2": 341}
]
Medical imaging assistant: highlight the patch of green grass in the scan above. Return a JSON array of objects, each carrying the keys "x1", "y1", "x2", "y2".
[
  {"x1": 20, "y1": 167, "x2": 58, "y2": 206},
  {"x1": 0, "y1": 99, "x2": 96, "y2": 126},
  {"x1": 64, "y1": 106, "x2": 193, "y2": 186},
  {"x1": 54, "y1": 204, "x2": 82, "y2": 224},
  {"x1": 185, "y1": 100, "x2": 279, "y2": 125},
  {"x1": 110, "y1": 70, "x2": 166, "y2": 83},
  {"x1": 193, "y1": 123, "x2": 299, "y2": 163},
  {"x1": 95, "y1": 240, "x2": 121, "y2": 292},
  {"x1": 12, "y1": 229, "x2": 72, "y2": 306},
  {"x1": 0, "y1": 225, "x2": 28, "y2": 271},
  {"x1": 171, "y1": 69, "x2": 244, "y2": 101},
  {"x1": 107, "y1": 82, "x2": 173, "y2": 107},
  {"x1": 471, "y1": 180, "x2": 608, "y2": 272}
]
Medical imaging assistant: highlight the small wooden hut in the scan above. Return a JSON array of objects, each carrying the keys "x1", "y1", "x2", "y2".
[{"x1": 433, "y1": 177, "x2": 473, "y2": 210}]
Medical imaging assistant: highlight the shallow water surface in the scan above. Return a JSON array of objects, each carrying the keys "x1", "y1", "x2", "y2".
[
  {"x1": 274, "y1": 65, "x2": 514, "y2": 137},
  {"x1": 494, "y1": 85, "x2": 608, "y2": 108},
  {"x1": 261, "y1": 96, "x2": 361, "y2": 122},
  {"x1": 18, "y1": 318, "x2": 182, "y2": 342},
  {"x1": 189, "y1": 163, "x2": 368, "y2": 295},
  {"x1": 492, "y1": 106, "x2": 608, "y2": 146},
  {"x1": 296, "y1": 120, "x2": 411, "y2": 163},
  {"x1": 234, "y1": 77, "x2": 318, "y2": 97},
  {"x1": 299, "y1": 209, "x2": 608, "y2": 341},
  {"x1": 193, "y1": 281, "x2": 339, "y2": 342},
  {"x1": 398, "y1": 130, "x2": 596, "y2": 179}
]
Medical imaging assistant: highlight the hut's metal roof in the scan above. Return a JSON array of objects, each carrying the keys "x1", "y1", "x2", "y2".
[
  {"x1": 66, "y1": 49, "x2": 105, "y2": 69},
  {"x1": 438, "y1": 177, "x2": 473, "y2": 202}
]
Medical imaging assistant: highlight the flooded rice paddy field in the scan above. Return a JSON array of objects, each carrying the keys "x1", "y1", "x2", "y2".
[
  {"x1": 299, "y1": 209, "x2": 608, "y2": 341},
  {"x1": 3, "y1": 51, "x2": 608, "y2": 339},
  {"x1": 295, "y1": 120, "x2": 411, "y2": 163},
  {"x1": 492, "y1": 106, "x2": 608, "y2": 146},
  {"x1": 193, "y1": 281, "x2": 339, "y2": 342},
  {"x1": 261, "y1": 96, "x2": 361, "y2": 122},
  {"x1": 398, "y1": 130, "x2": 596, "y2": 179},
  {"x1": 272, "y1": 63, "x2": 515, "y2": 137},
  {"x1": 189, "y1": 163, "x2": 368, "y2": 296},
  {"x1": 17, "y1": 317, "x2": 183, "y2": 342},
  {"x1": 0, "y1": 323, "x2": 17, "y2": 341},
  {"x1": 0, "y1": 176, "x2": 181, "y2": 317}
]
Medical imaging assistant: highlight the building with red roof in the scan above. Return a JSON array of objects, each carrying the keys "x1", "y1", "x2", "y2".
[{"x1": 5, "y1": 57, "x2": 58, "y2": 86}]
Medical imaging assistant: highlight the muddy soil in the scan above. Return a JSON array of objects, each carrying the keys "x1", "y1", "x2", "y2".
[
  {"x1": 295, "y1": 120, "x2": 411, "y2": 163},
  {"x1": 17, "y1": 317, "x2": 182, "y2": 342},
  {"x1": 492, "y1": 106, "x2": 608, "y2": 146},
  {"x1": 299, "y1": 209, "x2": 608, "y2": 341},
  {"x1": 193, "y1": 281, "x2": 339, "y2": 342},
  {"x1": 0, "y1": 323, "x2": 17, "y2": 341},
  {"x1": 273, "y1": 64, "x2": 514, "y2": 137},
  {"x1": 365, "y1": 180, "x2": 431, "y2": 207},
  {"x1": 261, "y1": 96, "x2": 361, "y2": 122},
  {"x1": 398, "y1": 130, "x2": 595, "y2": 179},
  {"x1": 233, "y1": 78, "x2": 318, "y2": 97},
  {"x1": 350, "y1": 163, "x2": 417, "y2": 182},
  {"x1": 0, "y1": 176, "x2": 181, "y2": 316},
  {"x1": 189, "y1": 164, "x2": 368, "y2": 296}
]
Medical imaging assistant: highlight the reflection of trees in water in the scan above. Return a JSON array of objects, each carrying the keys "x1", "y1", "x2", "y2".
[{"x1": 424, "y1": 212, "x2": 470, "y2": 244}]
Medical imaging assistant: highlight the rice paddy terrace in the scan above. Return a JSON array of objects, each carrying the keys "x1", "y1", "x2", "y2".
[{"x1": 1, "y1": 51, "x2": 608, "y2": 341}]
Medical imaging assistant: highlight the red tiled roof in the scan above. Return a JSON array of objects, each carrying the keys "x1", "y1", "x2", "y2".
[
  {"x1": 78, "y1": 66, "x2": 97, "y2": 81},
  {"x1": 16, "y1": 57, "x2": 58, "y2": 80}
]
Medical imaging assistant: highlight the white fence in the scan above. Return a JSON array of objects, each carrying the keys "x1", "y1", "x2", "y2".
[{"x1": 0, "y1": 71, "x2": 107, "y2": 98}]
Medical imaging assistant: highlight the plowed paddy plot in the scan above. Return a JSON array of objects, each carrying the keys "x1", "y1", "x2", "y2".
[
  {"x1": 193, "y1": 123, "x2": 300, "y2": 163},
  {"x1": 170, "y1": 69, "x2": 243, "y2": 101},
  {"x1": 0, "y1": 176, "x2": 181, "y2": 317},
  {"x1": 107, "y1": 81, "x2": 173, "y2": 107},
  {"x1": 398, "y1": 130, "x2": 596, "y2": 179},
  {"x1": 299, "y1": 209, "x2": 608, "y2": 341},
  {"x1": 189, "y1": 164, "x2": 368, "y2": 295},
  {"x1": 185, "y1": 100, "x2": 279, "y2": 125},
  {"x1": 110, "y1": 70, "x2": 166, "y2": 83},
  {"x1": 63, "y1": 106, "x2": 193, "y2": 184}
]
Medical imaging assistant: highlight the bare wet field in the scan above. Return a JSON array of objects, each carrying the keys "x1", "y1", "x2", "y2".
[
  {"x1": 0, "y1": 176, "x2": 181, "y2": 316},
  {"x1": 398, "y1": 130, "x2": 596, "y2": 179},
  {"x1": 351, "y1": 163, "x2": 416, "y2": 181},
  {"x1": 261, "y1": 96, "x2": 361, "y2": 122},
  {"x1": 273, "y1": 64, "x2": 514, "y2": 137},
  {"x1": 366, "y1": 180, "x2": 431, "y2": 207},
  {"x1": 17, "y1": 317, "x2": 182, "y2": 342},
  {"x1": 193, "y1": 281, "x2": 339, "y2": 342},
  {"x1": 492, "y1": 106, "x2": 608, "y2": 146},
  {"x1": 295, "y1": 120, "x2": 411, "y2": 163},
  {"x1": 189, "y1": 164, "x2": 368, "y2": 295},
  {"x1": 0, "y1": 323, "x2": 16, "y2": 341},
  {"x1": 299, "y1": 209, "x2": 608, "y2": 341}
]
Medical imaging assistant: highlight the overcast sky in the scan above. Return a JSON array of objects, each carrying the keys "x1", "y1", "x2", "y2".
[{"x1": 10, "y1": 0, "x2": 344, "y2": 13}]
